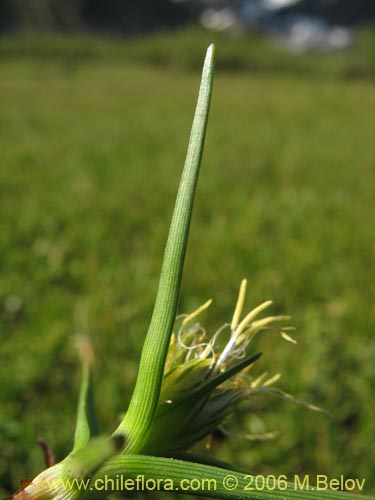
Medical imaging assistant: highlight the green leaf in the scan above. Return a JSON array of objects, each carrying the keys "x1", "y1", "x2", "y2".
[
  {"x1": 170, "y1": 452, "x2": 248, "y2": 473},
  {"x1": 194, "y1": 352, "x2": 262, "y2": 399},
  {"x1": 114, "y1": 44, "x2": 215, "y2": 453},
  {"x1": 73, "y1": 361, "x2": 99, "y2": 452},
  {"x1": 68, "y1": 436, "x2": 124, "y2": 480},
  {"x1": 94, "y1": 455, "x2": 372, "y2": 500}
]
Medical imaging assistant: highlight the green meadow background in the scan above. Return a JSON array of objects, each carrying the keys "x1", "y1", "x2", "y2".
[{"x1": 0, "y1": 28, "x2": 373, "y2": 497}]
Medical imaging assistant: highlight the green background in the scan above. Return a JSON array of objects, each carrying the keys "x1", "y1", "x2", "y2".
[{"x1": 0, "y1": 27, "x2": 373, "y2": 497}]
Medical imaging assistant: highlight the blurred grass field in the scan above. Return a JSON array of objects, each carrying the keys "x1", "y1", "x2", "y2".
[{"x1": 0, "y1": 28, "x2": 374, "y2": 497}]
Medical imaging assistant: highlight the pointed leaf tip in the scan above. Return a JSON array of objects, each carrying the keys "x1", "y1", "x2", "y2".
[
  {"x1": 115, "y1": 46, "x2": 215, "y2": 454},
  {"x1": 205, "y1": 44, "x2": 215, "y2": 65}
]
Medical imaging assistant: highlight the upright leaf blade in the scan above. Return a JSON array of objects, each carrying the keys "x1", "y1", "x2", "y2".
[
  {"x1": 115, "y1": 44, "x2": 215, "y2": 453},
  {"x1": 73, "y1": 361, "x2": 99, "y2": 452}
]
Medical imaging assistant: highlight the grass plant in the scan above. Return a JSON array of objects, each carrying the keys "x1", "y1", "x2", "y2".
[{"x1": 2, "y1": 31, "x2": 374, "y2": 498}]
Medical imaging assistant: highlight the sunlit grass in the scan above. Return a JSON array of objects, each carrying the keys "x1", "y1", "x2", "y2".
[{"x1": 0, "y1": 32, "x2": 373, "y2": 497}]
